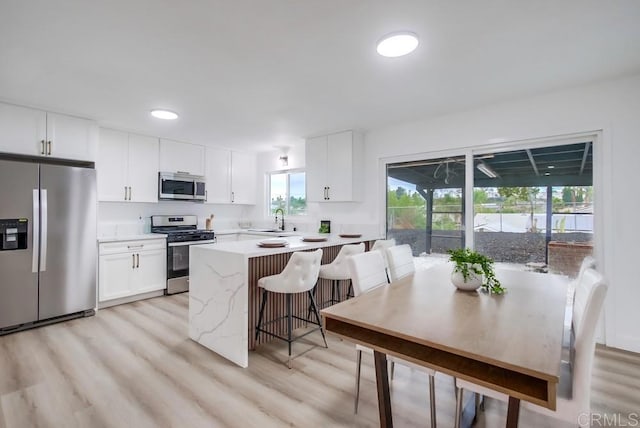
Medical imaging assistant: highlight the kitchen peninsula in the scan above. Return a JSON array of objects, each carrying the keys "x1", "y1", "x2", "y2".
[{"x1": 189, "y1": 234, "x2": 378, "y2": 367}]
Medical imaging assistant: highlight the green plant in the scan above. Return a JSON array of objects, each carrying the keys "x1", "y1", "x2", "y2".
[
  {"x1": 447, "y1": 248, "x2": 505, "y2": 294},
  {"x1": 318, "y1": 224, "x2": 330, "y2": 233}
]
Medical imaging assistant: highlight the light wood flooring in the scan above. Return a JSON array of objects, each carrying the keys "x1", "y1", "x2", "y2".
[{"x1": 0, "y1": 293, "x2": 639, "y2": 428}]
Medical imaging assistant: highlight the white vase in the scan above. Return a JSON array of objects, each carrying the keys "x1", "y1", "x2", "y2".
[{"x1": 451, "y1": 265, "x2": 483, "y2": 291}]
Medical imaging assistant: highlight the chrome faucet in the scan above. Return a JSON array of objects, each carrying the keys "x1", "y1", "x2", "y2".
[{"x1": 275, "y1": 208, "x2": 285, "y2": 231}]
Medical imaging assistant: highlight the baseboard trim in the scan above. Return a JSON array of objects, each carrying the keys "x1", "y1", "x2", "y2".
[{"x1": 98, "y1": 290, "x2": 166, "y2": 309}]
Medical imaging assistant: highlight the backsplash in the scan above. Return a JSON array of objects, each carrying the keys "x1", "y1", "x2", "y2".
[{"x1": 98, "y1": 201, "x2": 252, "y2": 236}]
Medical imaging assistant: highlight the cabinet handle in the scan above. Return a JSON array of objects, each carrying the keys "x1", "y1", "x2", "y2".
[
  {"x1": 47, "y1": 141, "x2": 52, "y2": 156},
  {"x1": 205, "y1": 190, "x2": 208, "y2": 202},
  {"x1": 132, "y1": 254, "x2": 135, "y2": 269},
  {"x1": 40, "y1": 140, "x2": 46, "y2": 155},
  {"x1": 128, "y1": 186, "x2": 132, "y2": 201},
  {"x1": 327, "y1": 186, "x2": 330, "y2": 200},
  {"x1": 136, "y1": 254, "x2": 140, "y2": 268},
  {"x1": 127, "y1": 244, "x2": 144, "y2": 250},
  {"x1": 231, "y1": 191, "x2": 235, "y2": 203},
  {"x1": 124, "y1": 186, "x2": 128, "y2": 200}
]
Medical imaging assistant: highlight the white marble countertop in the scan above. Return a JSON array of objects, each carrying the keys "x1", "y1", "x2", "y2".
[
  {"x1": 194, "y1": 233, "x2": 381, "y2": 257},
  {"x1": 97, "y1": 233, "x2": 167, "y2": 243}
]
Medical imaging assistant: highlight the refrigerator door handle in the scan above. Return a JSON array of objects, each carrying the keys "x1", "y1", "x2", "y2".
[
  {"x1": 32, "y1": 189, "x2": 40, "y2": 273},
  {"x1": 40, "y1": 189, "x2": 48, "y2": 272}
]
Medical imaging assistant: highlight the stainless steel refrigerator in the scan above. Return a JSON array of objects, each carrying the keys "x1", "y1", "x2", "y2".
[{"x1": 0, "y1": 158, "x2": 96, "y2": 332}]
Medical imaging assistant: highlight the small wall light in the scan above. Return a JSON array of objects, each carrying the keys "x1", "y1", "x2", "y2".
[{"x1": 279, "y1": 155, "x2": 289, "y2": 167}]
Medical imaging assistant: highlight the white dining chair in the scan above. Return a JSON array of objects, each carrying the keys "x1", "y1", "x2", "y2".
[
  {"x1": 386, "y1": 244, "x2": 415, "y2": 281},
  {"x1": 569, "y1": 255, "x2": 596, "y2": 303},
  {"x1": 565, "y1": 255, "x2": 596, "y2": 356},
  {"x1": 348, "y1": 250, "x2": 438, "y2": 427},
  {"x1": 255, "y1": 249, "x2": 327, "y2": 367},
  {"x1": 453, "y1": 268, "x2": 608, "y2": 428},
  {"x1": 371, "y1": 238, "x2": 396, "y2": 282}
]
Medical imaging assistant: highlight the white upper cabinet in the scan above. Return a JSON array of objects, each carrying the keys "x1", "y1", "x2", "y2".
[
  {"x1": 97, "y1": 128, "x2": 159, "y2": 202},
  {"x1": 0, "y1": 102, "x2": 97, "y2": 161},
  {"x1": 127, "y1": 134, "x2": 159, "y2": 203},
  {"x1": 305, "y1": 135, "x2": 329, "y2": 202},
  {"x1": 45, "y1": 112, "x2": 97, "y2": 161},
  {"x1": 97, "y1": 129, "x2": 129, "y2": 201},
  {"x1": 0, "y1": 103, "x2": 46, "y2": 155},
  {"x1": 305, "y1": 130, "x2": 362, "y2": 202},
  {"x1": 230, "y1": 151, "x2": 256, "y2": 204},
  {"x1": 203, "y1": 148, "x2": 256, "y2": 204},
  {"x1": 159, "y1": 139, "x2": 205, "y2": 176},
  {"x1": 204, "y1": 147, "x2": 231, "y2": 203}
]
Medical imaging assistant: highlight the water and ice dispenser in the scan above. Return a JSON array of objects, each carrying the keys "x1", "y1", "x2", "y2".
[{"x1": 0, "y1": 218, "x2": 28, "y2": 251}]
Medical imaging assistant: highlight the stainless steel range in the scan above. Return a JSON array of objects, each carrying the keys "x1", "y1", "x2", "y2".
[{"x1": 151, "y1": 215, "x2": 215, "y2": 294}]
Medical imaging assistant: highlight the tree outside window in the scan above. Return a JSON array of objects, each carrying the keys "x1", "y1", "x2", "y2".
[{"x1": 269, "y1": 171, "x2": 306, "y2": 215}]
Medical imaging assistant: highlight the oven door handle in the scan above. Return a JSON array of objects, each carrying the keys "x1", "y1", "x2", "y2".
[{"x1": 168, "y1": 239, "x2": 217, "y2": 247}]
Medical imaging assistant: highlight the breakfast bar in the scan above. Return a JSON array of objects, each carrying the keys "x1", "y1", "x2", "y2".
[{"x1": 188, "y1": 234, "x2": 377, "y2": 367}]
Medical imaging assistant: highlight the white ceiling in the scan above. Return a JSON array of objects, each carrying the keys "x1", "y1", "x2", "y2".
[{"x1": 1, "y1": 1, "x2": 639, "y2": 152}]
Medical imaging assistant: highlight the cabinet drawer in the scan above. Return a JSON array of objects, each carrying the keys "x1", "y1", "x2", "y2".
[{"x1": 99, "y1": 239, "x2": 166, "y2": 255}]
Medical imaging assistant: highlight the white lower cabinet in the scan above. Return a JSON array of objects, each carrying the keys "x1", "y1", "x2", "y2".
[{"x1": 99, "y1": 239, "x2": 166, "y2": 303}]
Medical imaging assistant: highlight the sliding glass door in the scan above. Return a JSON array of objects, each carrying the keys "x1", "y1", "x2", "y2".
[
  {"x1": 385, "y1": 138, "x2": 594, "y2": 275},
  {"x1": 386, "y1": 156, "x2": 465, "y2": 256}
]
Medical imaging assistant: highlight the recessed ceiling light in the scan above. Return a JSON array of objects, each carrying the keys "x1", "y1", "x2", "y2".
[
  {"x1": 544, "y1": 172, "x2": 551, "y2": 176},
  {"x1": 376, "y1": 31, "x2": 419, "y2": 58},
  {"x1": 151, "y1": 109, "x2": 178, "y2": 120},
  {"x1": 547, "y1": 165, "x2": 555, "y2": 169}
]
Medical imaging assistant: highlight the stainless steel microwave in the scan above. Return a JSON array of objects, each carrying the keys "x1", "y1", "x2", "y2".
[{"x1": 158, "y1": 172, "x2": 206, "y2": 201}]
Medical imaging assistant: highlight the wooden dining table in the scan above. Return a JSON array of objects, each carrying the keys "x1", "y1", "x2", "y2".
[{"x1": 321, "y1": 263, "x2": 568, "y2": 428}]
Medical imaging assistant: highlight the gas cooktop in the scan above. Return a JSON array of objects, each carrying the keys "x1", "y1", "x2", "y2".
[
  {"x1": 152, "y1": 229, "x2": 215, "y2": 242},
  {"x1": 150, "y1": 215, "x2": 215, "y2": 243}
]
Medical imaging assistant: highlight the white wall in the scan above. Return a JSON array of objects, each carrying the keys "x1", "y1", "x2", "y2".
[
  {"x1": 361, "y1": 74, "x2": 640, "y2": 353},
  {"x1": 254, "y1": 74, "x2": 640, "y2": 353}
]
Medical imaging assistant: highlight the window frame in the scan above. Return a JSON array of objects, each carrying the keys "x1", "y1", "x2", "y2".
[{"x1": 267, "y1": 168, "x2": 307, "y2": 217}]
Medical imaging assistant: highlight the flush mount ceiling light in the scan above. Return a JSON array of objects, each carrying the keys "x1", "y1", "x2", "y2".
[
  {"x1": 376, "y1": 31, "x2": 419, "y2": 57},
  {"x1": 150, "y1": 109, "x2": 179, "y2": 120}
]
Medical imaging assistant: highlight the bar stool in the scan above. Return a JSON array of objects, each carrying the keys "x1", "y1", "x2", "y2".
[
  {"x1": 255, "y1": 249, "x2": 327, "y2": 367},
  {"x1": 318, "y1": 243, "x2": 365, "y2": 305}
]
